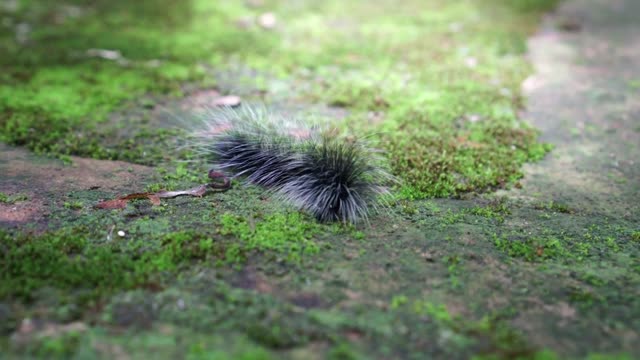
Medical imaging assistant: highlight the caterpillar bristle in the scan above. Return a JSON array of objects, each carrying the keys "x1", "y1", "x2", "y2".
[{"x1": 188, "y1": 106, "x2": 393, "y2": 224}]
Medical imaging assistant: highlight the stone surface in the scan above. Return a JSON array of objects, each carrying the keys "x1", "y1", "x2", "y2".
[{"x1": 507, "y1": 0, "x2": 640, "y2": 220}]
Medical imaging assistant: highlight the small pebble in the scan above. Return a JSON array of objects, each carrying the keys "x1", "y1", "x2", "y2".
[
  {"x1": 257, "y1": 12, "x2": 277, "y2": 29},
  {"x1": 465, "y1": 57, "x2": 478, "y2": 68},
  {"x1": 212, "y1": 95, "x2": 241, "y2": 107}
]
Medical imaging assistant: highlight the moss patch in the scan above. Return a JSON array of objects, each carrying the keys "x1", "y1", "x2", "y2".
[
  {"x1": 0, "y1": 228, "x2": 200, "y2": 303},
  {"x1": 0, "y1": 192, "x2": 28, "y2": 204},
  {"x1": 0, "y1": 0, "x2": 271, "y2": 162},
  {"x1": 249, "y1": 0, "x2": 559, "y2": 197},
  {"x1": 1, "y1": 0, "x2": 556, "y2": 196},
  {"x1": 493, "y1": 220, "x2": 639, "y2": 263},
  {"x1": 0, "y1": 200, "x2": 336, "y2": 305},
  {"x1": 6, "y1": 0, "x2": 639, "y2": 359},
  {"x1": 219, "y1": 212, "x2": 326, "y2": 263},
  {"x1": 390, "y1": 298, "x2": 547, "y2": 359}
]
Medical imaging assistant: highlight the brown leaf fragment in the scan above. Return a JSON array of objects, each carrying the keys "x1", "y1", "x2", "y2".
[
  {"x1": 148, "y1": 195, "x2": 161, "y2": 206},
  {"x1": 94, "y1": 198, "x2": 129, "y2": 210},
  {"x1": 156, "y1": 185, "x2": 209, "y2": 199},
  {"x1": 95, "y1": 192, "x2": 162, "y2": 209},
  {"x1": 95, "y1": 172, "x2": 231, "y2": 210}
]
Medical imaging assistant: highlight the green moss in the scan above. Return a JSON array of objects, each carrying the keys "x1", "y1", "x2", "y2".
[
  {"x1": 568, "y1": 286, "x2": 601, "y2": 309},
  {"x1": 397, "y1": 200, "x2": 419, "y2": 216},
  {"x1": 389, "y1": 295, "x2": 409, "y2": 309},
  {"x1": 161, "y1": 162, "x2": 205, "y2": 183},
  {"x1": 469, "y1": 199, "x2": 511, "y2": 222},
  {"x1": 0, "y1": 0, "x2": 271, "y2": 161},
  {"x1": 0, "y1": 228, "x2": 140, "y2": 302},
  {"x1": 9, "y1": 326, "x2": 279, "y2": 360},
  {"x1": 0, "y1": 228, "x2": 225, "y2": 303},
  {"x1": 10, "y1": 1, "x2": 633, "y2": 357},
  {"x1": 434, "y1": 200, "x2": 512, "y2": 228},
  {"x1": 21, "y1": 330, "x2": 83, "y2": 359},
  {"x1": 496, "y1": 0, "x2": 562, "y2": 13},
  {"x1": 258, "y1": 0, "x2": 556, "y2": 197},
  {"x1": 145, "y1": 183, "x2": 166, "y2": 193},
  {"x1": 412, "y1": 301, "x2": 453, "y2": 323},
  {"x1": 219, "y1": 212, "x2": 324, "y2": 263},
  {"x1": 534, "y1": 201, "x2": 573, "y2": 214},
  {"x1": 493, "y1": 234, "x2": 568, "y2": 261},
  {"x1": 586, "y1": 354, "x2": 635, "y2": 360},
  {"x1": 145, "y1": 231, "x2": 223, "y2": 272},
  {"x1": 0, "y1": 192, "x2": 28, "y2": 204},
  {"x1": 3, "y1": 0, "x2": 556, "y2": 196},
  {"x1": 327, "y1": 342, "x2": 364, "y2": 360},
  {"x1": 492, "y1": 221, "x2": 639, "y2": 263},
  {"x1": 441, "y1": 209, "x2": 466, "y2": 226},
  {"x1": 384, "y1": 117, "x2": 552, "y2": 197},
  {"x1": 444, "y1": 254, "x2": 464, "y2": 288},
  {"x1": 395, "y1": 298, "x2": 545, "y2": 358},
  {"x1": 63, "y1": 201, "x2": 84, "y2": 210}
]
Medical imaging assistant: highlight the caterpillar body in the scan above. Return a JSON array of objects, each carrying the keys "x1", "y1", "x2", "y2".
[{"x1": 188, "y1": 106, "x2": 392, "y2": 224}]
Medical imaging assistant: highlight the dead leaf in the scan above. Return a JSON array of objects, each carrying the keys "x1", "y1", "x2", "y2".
[
  {"x1": 148, "y1": 195, "x2": 161, "y2": 206},
  {"x1": 94, "y1": 198, "x2": 129, "y2": 210},
  {"x1": 156, "y1": 185, "x2": 208, "y2": 199},
  {"x1": 95, "y1": 193, "x2": 160, "y2": 209},
  {"x1": 95, "y1": 170, "x2": 230, "y2": 210}
]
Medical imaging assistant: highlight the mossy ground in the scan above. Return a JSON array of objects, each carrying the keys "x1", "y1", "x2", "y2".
[
  {"x1": 1, "y1": 0, "x2": 639, "y2": 359},
  {"x1": 1, "y1": 0, "x2": 555, "y2": 194}
]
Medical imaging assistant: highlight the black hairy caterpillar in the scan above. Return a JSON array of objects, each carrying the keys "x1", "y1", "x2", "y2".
[{"x1": 188, "y1": 106, "x2": 393, "y2": 223}]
